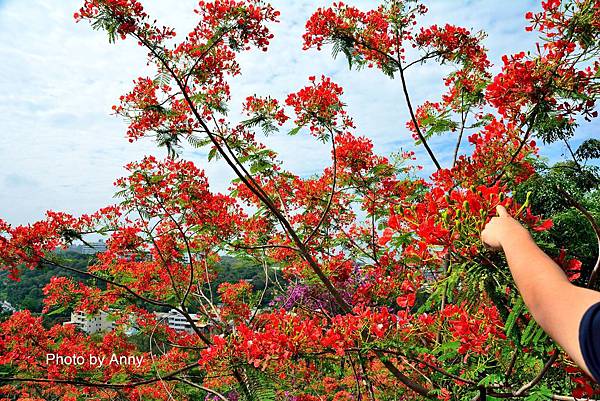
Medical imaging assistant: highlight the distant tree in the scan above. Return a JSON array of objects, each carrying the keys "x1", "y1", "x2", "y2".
[{"x1": 515, "y1": 159, "x2": 600, "y2": 286}]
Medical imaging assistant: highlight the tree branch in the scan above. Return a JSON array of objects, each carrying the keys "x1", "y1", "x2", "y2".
[{"x1": 0, "y1": 362, "x2": 199, "y2": 389}]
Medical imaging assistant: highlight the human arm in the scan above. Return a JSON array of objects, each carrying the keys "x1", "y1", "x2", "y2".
[{"x1": 481, "y1": 205, "x2": 600, "y2": 378}]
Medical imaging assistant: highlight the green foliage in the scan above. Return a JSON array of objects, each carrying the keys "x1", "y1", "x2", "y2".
[
  {"x1": 288, "y1": 126, "x2": 302, "y2": 136},
  {"x1": 504, "y1": 297, "x2": 525, "y2": 342},
  {"x1": 576, "y1": 138, "x2": 600, "y2": 161},
  {"x1": 514, "y1": 160, "x2": 600, "y2": 280},
  {"x1": 209, "y1": 256, "x2": 282, "y2": 306},
  {"x1": 417, "y1": 108, "x2": 459, "y2": 142},
  {"x1": 532, "y1": 108, "x2": 576, "y2": 144},
  {"x1": 241, "y1": 115, "x2": 279, "y2": 136},
  {"x1": 0, "y1": 253, "x2": 278, "y2": 328},
  {"x1": 525, "y1": 385, "x2": 553, "y2": 401},
  {"x1": 90, "y1": 12, "x2": 122, "y2": 44},
  {"x1": 241, "y1": 365, "x2": 277, "y2": 401},
  {"x1": 0, "y1": 251, "x2": 93, "y2": 326}
]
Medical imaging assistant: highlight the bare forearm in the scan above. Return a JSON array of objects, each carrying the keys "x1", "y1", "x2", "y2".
[
  {"x1": 482, "y1": 205, "x2": 600, "y2": 376},
  {"x1": 501, "y1": 231, "x2": 600, "y2": 375},
  {"x1": 501, "y1": 231, "x2": 570, "y2": 318}
]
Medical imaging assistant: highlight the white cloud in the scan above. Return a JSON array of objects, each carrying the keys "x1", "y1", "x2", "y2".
[{"x1": 0, "y1": 0, "x2": 596, "y2": 225}]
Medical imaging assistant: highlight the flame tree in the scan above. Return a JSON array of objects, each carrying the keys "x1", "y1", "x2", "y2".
[{"x1": 1, "y1": 0, "x2": 599, "y2": 400}]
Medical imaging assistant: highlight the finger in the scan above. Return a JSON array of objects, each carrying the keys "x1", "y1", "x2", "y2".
[
  {"x1": 480, "y1": 227, "x2": 489, "y2": 242},
  {"x1": 480, "y1": 232, "x2": 493, "y2": 250},
  {"x1": 496, "y1": 205, "x2": 509, "y2": 217}
]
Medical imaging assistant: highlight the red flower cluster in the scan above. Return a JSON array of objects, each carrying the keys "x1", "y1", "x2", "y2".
[
  {"x1": 489, "y1": 1, "x2": 599, "y2": 123},
  {"x1": 243, "y1": 95, "x2": 289, "y2": 126},
  {"x1": 75, "y1": 0, "x2": 176, "y2": 43},
  {"x1": 487, "y1": 52, "x2": 550, "y2": 119},
  {"x1": 416, "y1": 24, "x2": 491, "y2": 106},
  {"x1": 0, "y1": 310, "x2": 164, "y2": 399},
  {"x1": 115, "y1": 157, "x2": 240, "y2": 235},
  {"x1": 43, "y1": 276, "x2": 113, "y2": 315},
  {"x1": 334, "y1": 132, "x2": 378, "y2": 173},
  {"x1": 218, "y1": 281, "x2": 253, "y2": 322},
  {"x1": 114, "y1": 77, "x2": 199, "y2": 143},
  {"x1": 0, "y1": 208, "x2": 120, "y2": 280},
  {"x1": 285, "y1": 76, "x2": 354, "y2": 139},
  {"x1": 75, "y1": 0, "x2": 147, "y2": 40},
  {"x1": 442, "y1": 303, "x2": 506, "y2": 356},
  {"x1": 303, "y1": 1, "x2": 427, "y2": 68},
  {"x1": 197, "y1": 306, "x2": 400, "y2": 372},
  {"x1": 447, "y1": 118, "x2": 537, "y2": 186},
  {"x1": 195, "y1": 0, "x2": 280, "y2": 52},
  {"x1": 555, "y1": 249, "x2": 583, "y2": 282},
  {"x1": 416, "y1": 24, "x2": 489, "y2": 72}
]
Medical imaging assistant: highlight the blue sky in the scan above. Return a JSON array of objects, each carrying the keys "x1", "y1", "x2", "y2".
[{"x1": 0, "y1": 0, "x2": 596, "y2": 225}]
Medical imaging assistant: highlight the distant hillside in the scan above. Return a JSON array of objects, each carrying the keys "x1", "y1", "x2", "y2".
[
  {"x1": 0, "y1": 252, "x2": 92, "y2": 316},
  {"x1": 0, "y1": 252, "x2": 280, "y2": 326}
]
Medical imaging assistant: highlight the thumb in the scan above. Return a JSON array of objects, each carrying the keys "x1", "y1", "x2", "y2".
[{"x1": 496, "y1": 205, "x2": 509, "y2": 217}]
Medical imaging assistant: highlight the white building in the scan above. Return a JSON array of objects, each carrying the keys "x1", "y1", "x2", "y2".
[
  {"x1": 80, "y1": 240, "x2": 108, "y2": 255},
  {"x1": 155, "y1": 310, "x2": 205, "y2": 333},
  {"x1": 0, "y1": 300, "x2": 16, "y2": 313},
  {"x1": 64, "y1": 309, "x2": 206, "y2": 335},
  {"x1": 65, "y1": 310, "x2": 115, "y2": 334},
  {"x1": 67, "y1": 240, "x2": 108, "y2": 255}
]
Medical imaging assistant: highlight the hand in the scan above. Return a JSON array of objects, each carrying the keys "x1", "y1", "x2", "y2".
[{"x1": 481, "y1": 205, "x2": 531, "y2": 251}]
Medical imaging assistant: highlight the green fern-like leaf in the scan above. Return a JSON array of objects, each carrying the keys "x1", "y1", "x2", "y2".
[{"x1": 240, "y1": 365, "x2": 276, "y2": 401}]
